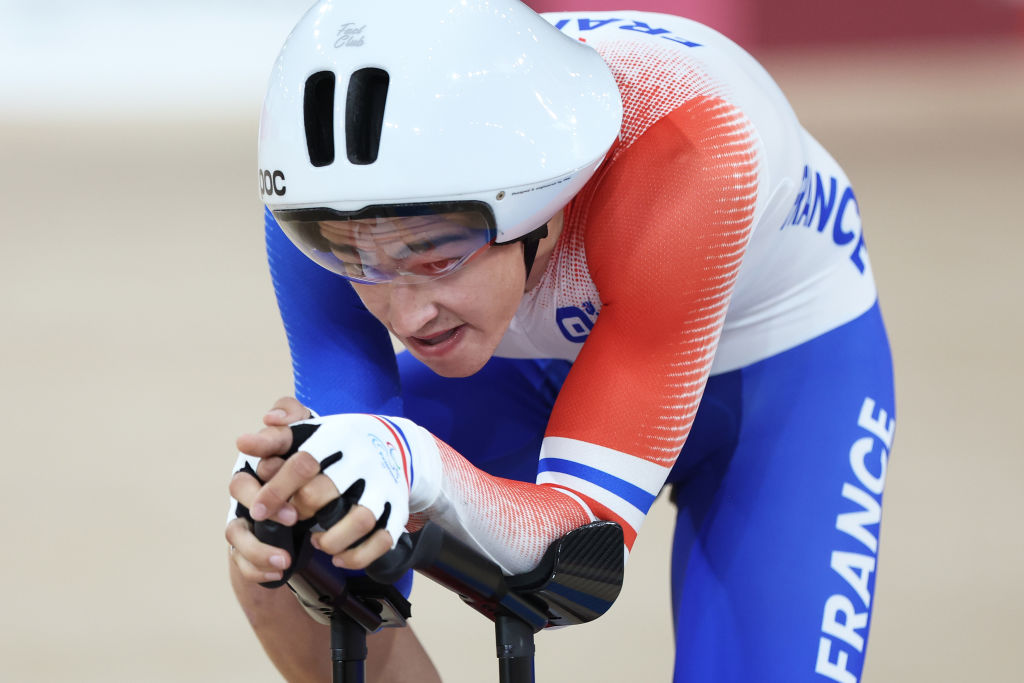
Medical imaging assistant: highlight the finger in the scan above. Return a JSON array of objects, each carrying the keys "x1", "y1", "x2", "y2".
[
  {"x1": 264, "y1": 396, "x2": 312, "y2": 426},
  {"x1": 250, "y1": 451, "x2": 321, "y2": 521},
  {"x1": 231, "y1": 548, "x2": 283, "y2": 584},
  {"x1": 236, "y1": 424, "x2": 295, "y2": 459},
  {"x1": 229, "y1": 470, "x2": 298, "y2": 526},
  {"x1": 332, "y1": 529, "x2": 395, "y2": 570},
  {"x1": 312, "y1": 505, "x2": 378, "y2": 556},
  {"x1": 228, "y1": 469, "x2": 263, "y2": 506},
  {"x1": 255, "y1": 456, "x2": 286, "y2": 482},
  {"x1": 291, "y1": 475, "x2": 341, "y2": 521},
  {"x1": 225, "y1": 518, "x2": 289, "y2": 583}
]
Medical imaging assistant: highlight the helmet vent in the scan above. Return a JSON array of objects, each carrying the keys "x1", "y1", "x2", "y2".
[
  {"x1": 345, "y1": 68, "x2": 390, "y2": 165},
  {"x1": 303, "y1": 71, "x2": 337, "y2": 168}
]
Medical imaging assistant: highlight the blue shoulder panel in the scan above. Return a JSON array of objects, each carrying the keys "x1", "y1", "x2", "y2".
[{"x1": 264, "y1": 207, "x2": 403, "y2": 416}]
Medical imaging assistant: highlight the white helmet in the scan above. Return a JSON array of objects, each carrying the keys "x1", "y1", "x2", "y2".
[{"x1": 258, "y1": 0, "x2": 622, "y2": 280}]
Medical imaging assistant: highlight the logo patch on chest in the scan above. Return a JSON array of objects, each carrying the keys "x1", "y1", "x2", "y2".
[{"x1": 556, "y1": 301, "x2": 598, "y2": 343}]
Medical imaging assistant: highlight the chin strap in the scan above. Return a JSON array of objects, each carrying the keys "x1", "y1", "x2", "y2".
[{"x1": 498, "y1": 223, "x2": 549, "y2": 280}]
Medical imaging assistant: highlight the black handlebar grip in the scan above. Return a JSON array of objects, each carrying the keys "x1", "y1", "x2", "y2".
[
  {"x1": 365, "y1": 531, "x2": 416, "y2": 584},
  {"x1": 256, "y1": 498, "x2": 423, "y2": 590},
  {"x1": 254, "y1": 519, "x2": 296, "y2": 589},
  {"x1": 252, "y1": 497, "x2": 353, "y2": 592},
  {"x1": 366, "y1": 523, "x2": 449, "y2": 585}
]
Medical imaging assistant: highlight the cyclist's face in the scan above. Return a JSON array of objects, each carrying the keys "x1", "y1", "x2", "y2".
[{"x1": 350, "y1": 240, "x2": 527, "y2": 377}]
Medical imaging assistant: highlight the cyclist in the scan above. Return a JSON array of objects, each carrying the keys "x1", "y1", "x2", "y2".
[{"x1": 226, "y1": 2, "x2": 896, "y2": 681}]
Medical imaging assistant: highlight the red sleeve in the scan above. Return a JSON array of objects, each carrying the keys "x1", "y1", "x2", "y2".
[{"x1": 543, "y1": 95, "x2": 759, "y2": 538}]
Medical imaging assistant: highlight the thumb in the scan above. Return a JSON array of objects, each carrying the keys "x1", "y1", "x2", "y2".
[{"x1": 264, "y1": 396, "x2": 312, "y2": 426}]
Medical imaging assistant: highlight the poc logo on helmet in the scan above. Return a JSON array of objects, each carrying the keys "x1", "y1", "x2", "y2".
[{"x1": 259, "y1": 169, "x2": 286, "y2": 197}]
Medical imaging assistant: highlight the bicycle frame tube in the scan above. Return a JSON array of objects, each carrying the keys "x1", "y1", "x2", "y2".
[{"x1": 496, "y1": 614, "x2": 536, "y2": 683}]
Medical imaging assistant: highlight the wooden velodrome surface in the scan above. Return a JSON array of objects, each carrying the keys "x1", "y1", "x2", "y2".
[{"x1": 0, "y1": 40, "x2": 1020, "y2": 682}]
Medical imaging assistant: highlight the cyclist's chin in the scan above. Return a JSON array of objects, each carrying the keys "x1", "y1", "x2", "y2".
[{"x1": 403, "y1": 324, "x2": 495, "y2": 378}]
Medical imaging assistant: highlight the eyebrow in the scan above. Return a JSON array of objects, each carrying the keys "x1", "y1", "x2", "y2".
[
  {"x1": 405, "y1": 231, "x2": 479, "y2": 254},
  {"x1": 326, "y1": 230, "x2": 478, "y2": 256}
]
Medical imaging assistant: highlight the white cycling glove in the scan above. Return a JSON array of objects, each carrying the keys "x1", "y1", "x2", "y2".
[{"x1": 278, "y1": 413, "x2": 443, "y2": 546}]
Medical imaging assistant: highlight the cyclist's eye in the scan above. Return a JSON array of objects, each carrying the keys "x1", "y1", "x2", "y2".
[{"x1": 413, "y1": 258, "x2": 460, "y2": 276}]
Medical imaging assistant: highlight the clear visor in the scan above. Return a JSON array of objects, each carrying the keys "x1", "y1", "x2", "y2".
[{"x1": 273, "y1": 202, "x2": 497, "y2": 284}]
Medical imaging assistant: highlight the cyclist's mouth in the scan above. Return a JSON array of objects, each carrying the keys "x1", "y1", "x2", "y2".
[{"x1": 408, "y1": 325, "x2": 464, "y2": 352}]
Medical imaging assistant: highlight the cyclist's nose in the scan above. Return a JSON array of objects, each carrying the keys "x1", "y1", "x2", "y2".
[{"x1": 387, "y1": 281, "x2": 440, "y2": 338}]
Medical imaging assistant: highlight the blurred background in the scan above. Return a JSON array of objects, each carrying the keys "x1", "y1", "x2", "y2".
[{"x1": 1, "y1": 0, "x2": 1021, "y2": 680}]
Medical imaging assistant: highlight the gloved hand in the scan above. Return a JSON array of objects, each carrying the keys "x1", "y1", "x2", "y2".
[
  {"x1": 229, "y1": 407, "x2": 443, "y2": 580},
  {"x1": 278, "y1": 413, "x2": 440, "y2": 548}
]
